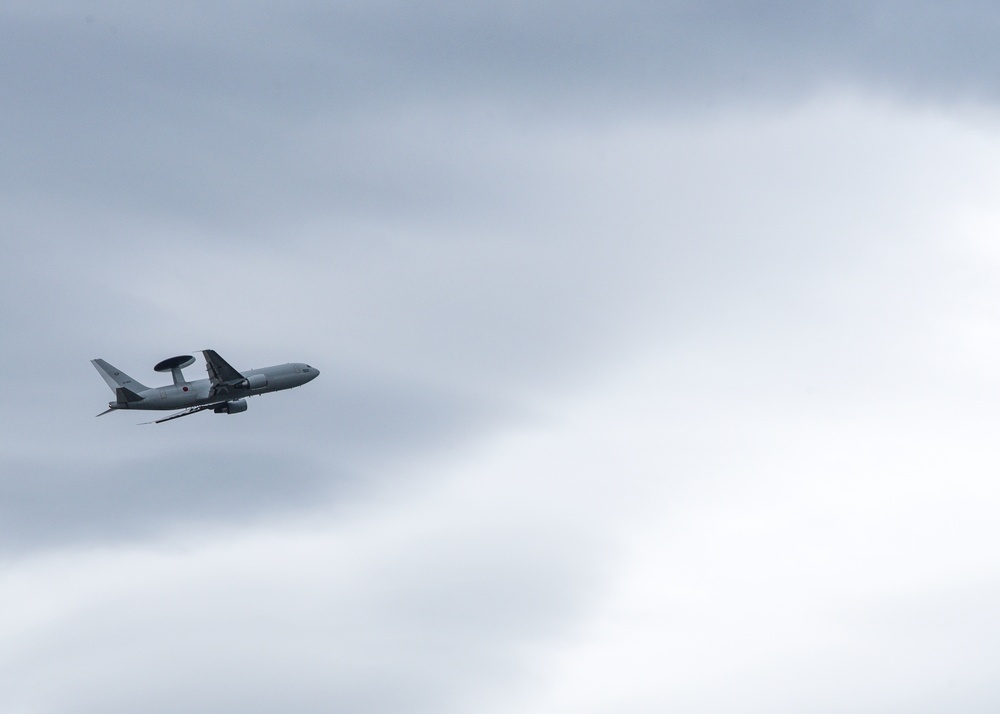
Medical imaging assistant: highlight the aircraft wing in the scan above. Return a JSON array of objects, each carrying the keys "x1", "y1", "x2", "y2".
[
  {"x1": 202, "y1": 349, "x2": 245, "y2": 395},
  {"x1": 140, "y1": 403, "x2": 220, "y2": 425}
]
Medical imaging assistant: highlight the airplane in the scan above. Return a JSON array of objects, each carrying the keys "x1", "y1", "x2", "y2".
[{"x1": 92, "y1": 350, "x2": 319, "y2": 424}]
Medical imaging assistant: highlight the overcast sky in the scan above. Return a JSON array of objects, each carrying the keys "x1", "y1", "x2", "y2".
[{"x1": 4, "y1": 2, "x2": 1000, "y2": 712}]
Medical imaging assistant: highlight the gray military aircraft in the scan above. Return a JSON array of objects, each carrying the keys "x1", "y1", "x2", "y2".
[{"x1": 92, "y1": 350, "x2": 319, "y2": 424}]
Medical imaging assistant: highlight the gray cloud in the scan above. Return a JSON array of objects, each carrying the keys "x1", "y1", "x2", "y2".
[
  {"x1": 0, "y1": 451, "x2": 330, "y2": 553},
  {"x1": 5, "y1": 1, "x2": 1000, "y2": 230},
  {"x1": 5, "y1": 2, "x2": 1000, "y2": 713}
]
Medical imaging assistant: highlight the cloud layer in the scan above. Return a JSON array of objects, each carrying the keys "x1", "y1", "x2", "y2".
[{"x1": 4, "y1": 2, "x2": 1000, "y2": 712}]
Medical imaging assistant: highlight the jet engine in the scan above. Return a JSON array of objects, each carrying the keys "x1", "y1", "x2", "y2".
[
  {"x1": 214, "y1": 399, "x2": 248, "y2": 415},
  {"x1": 241, "y1": 374, "x2": 268, "y2": 390}
]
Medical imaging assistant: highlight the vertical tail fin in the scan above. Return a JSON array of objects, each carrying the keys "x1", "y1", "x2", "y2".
[{"x1": 91, "y1": 359, "x2": 150, "y2": 393}]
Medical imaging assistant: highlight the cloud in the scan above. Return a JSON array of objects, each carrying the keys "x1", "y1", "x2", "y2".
[
  {"x1": 0, "y1": 451, "x2": 329, "y2": 554},
  {"x1": 5, "y1": 0, "x2": 1000, "y2": 231},
  {"x1": 0, "y1": 446, "x2": 610, "y2": 713},
  {"x1": 6, "y1": 3, "x2": 1000, "y2": 713}
]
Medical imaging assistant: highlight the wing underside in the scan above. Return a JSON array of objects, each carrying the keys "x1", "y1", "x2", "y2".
[{"x1": 140, "y1": 403, "x2": 220, "y2": 425}]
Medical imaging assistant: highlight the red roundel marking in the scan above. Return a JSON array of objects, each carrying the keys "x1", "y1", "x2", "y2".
[{"x1": 183, "y1": 386, "x2": 189, "y2": 392}]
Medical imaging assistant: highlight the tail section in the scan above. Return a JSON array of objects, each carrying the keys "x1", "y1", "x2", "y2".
[{"x1": 91, "y1": 359, "x2": 150, "y2": 393}]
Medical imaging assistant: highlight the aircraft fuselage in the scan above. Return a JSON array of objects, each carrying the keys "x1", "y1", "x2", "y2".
[{"x1": 110, "y1": 363, "x2": 318, "y2": 411}]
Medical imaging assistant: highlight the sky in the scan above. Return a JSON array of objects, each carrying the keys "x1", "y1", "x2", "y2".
[{"x1": 4, "y1": 1, "x2": 1000, "y2": 711}]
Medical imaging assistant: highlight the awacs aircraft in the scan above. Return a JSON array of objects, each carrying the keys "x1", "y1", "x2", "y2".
[{"x1": 92, "y1": 350, "x2": 319, "y2": 424}]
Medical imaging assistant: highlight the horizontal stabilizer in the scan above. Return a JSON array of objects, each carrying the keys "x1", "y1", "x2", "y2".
[{"x1": 115, "y1": 386, "x2": 144, "y2": 404}]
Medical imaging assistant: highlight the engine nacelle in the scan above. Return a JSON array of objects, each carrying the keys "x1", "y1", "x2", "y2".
[
  {"x1": 214, "y1": 399, "x2": 248, "y2": 415},
  {"x1": 241, "y1": 373, "x2": 268, "y2": 390}
]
